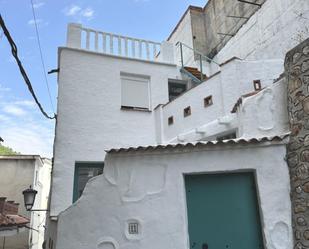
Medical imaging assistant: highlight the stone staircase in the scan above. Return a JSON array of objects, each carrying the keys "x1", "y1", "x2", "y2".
[{"x1": 183, "y1": 67, "x2": 207, "y2": 81}]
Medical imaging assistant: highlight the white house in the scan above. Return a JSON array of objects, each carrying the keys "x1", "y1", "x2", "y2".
[
  {"x1": 0, "y1": 155, "x2": 52, "y2": 249},
  {"x1": 46, "y1": 0, "x2": 309, "y2": 248}
]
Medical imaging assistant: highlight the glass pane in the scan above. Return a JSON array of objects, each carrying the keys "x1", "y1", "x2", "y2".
[{"x1": 76, "y1": 165, "x2": 103, "y2": 198}]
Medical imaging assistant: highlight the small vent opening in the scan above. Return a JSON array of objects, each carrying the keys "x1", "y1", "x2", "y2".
[
  {"x1": 168, "y1": 116, "x2": 174, "y2": 125},
  {"x1": 184, "y1": 106, "x2": 191, "y2": 117},
  {"x1": 204, "y1": 95, "x2": 213, "y2": 107},
  {"x1": 253, "y1": 80, "x2": 261, "y2": 91},
  {"x1": 128, "y1": 223, "x2": 139, "y2": 234}
]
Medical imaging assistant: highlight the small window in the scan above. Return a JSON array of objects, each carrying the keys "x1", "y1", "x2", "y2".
[
  {"x1": 73, "y1": 162, "x2": 104, "y2": 202},
  {"x1": 121, "y1": 73, "x2": 150, "y2": 110},
  {"x1": 168, "y1": 80, "x2": 187, "y2": 101},
  {"x1": 204, "y1": 95, "x2": 213, "y2": 107},
  {"x1": 128, "y1": 223, "x2": 139, "y2": 234},
  {"x1": 253, "y1": 80, "x2": 261, "y2": 91},
  {"x1": 168, "y1": 116, "x2": 174, "y2": 125},
  {"x1": 184, "y1": 106, "x2": 191, "y2": 117}
]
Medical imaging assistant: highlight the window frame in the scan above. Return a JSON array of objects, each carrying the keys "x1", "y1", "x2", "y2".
[
  {"x1": 168, "y1": 79, "x2": 188, "y2": 101},
  {"x1": 120, "y1": 73, "x2": 151, "y2": 111},
  {"x1": 73, "y1": 162, "x2": 104, "y2": 203}
]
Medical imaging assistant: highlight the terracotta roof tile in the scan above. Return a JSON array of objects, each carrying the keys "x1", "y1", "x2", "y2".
[
  {"x1": 106, "y1": 134, "x2": 289, "y2": 154},
  {"x1": 0, "y1": 197, "x2": 29, "y2": 228},
  {"x1": 0, "y1": 214, "x2": 29, "y2": 227}
]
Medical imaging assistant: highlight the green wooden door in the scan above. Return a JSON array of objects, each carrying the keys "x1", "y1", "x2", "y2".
[{"x1": 185, "y1": 172, "x2": 264, "y2": 249}]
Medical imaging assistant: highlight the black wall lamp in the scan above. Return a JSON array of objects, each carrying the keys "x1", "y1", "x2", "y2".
[{"x1": 22, "y1": 186, "x2": 49, "y2": 212}]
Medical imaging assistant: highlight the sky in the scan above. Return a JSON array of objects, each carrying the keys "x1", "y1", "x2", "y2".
[{"x1": 0, "y1": 0, "x2": 206, "y2": 157}]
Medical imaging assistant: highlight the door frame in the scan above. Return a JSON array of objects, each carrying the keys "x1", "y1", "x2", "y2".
[{"x1": 182, "y1": 169, "x2": 266, "y2": 249}]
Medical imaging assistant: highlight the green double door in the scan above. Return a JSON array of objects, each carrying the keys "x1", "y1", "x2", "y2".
[{"x1": 185, "y1": 172, "x2": 264, "y2": 249}]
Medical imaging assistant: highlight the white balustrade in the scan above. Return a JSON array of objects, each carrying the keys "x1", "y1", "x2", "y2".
[{"x1": 68, "y1": 24, "x2": 162, "y2": 61}]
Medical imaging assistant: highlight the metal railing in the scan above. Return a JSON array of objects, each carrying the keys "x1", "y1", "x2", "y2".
[{"x1": 176, "y1": 42, "x2": 220, "y2": 82}]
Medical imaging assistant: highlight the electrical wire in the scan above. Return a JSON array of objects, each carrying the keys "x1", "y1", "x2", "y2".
[
  {"x1": 30, "y1": 0, "x2": 55, "y2": 113},
  {"x1": 0, "y1": 14, "x2": 55, "y2": 120}
]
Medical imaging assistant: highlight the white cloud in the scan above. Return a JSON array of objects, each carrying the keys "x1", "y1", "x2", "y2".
[
  {"x1": 28, "y1": 18, "x2": 42, "y2": 25},
  {"x1": 63, "y1": 5, "x2": 94, "y2": 20},
  {"x1": 64, "y1": 5, "x2": 82, "y2": 16},
  {"x1": 3, "y1": 105, "x2": 27, "y2": 116},
  {"x1": 27, "y1": 18, "x2": 49, "y2": 27},
  {"x1": 0, "y1": 114, "x2": 10, "y2": 122},
  {"x1": 32, "y1": 1, "x2": 45, "y2": 9},
  {"x1": 0, "y1": 82, "x2": 54, "y2": 157},
  {"x1": 81, "y1": 7, "x2": 94, "y2": 19},
  {"x1": 14, "y1": 100, "x2": 36, "y2": 108},
  {"x1": 1, "y1": 123, "x2": 54, "y2": 157},
  {"x1": 0, "y1": 84, "x2": 10, "y2": 92}
]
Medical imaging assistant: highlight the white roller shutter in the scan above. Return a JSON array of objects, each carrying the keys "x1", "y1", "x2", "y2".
[{"x1": 121, "y1": 75, "x2": 150, "y2": 109}]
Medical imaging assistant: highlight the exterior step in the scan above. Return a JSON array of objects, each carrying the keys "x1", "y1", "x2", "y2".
[{"x1": 184, "y1": 67, "x2": 207, "y2": 81}]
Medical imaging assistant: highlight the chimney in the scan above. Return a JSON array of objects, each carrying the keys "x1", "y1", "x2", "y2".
[
  {"x1": 0, "y1": 198, "x2": 19, "y2": 215},
  {"x1": 0, "y1": 197, "x2": 6, "y2": 214}
]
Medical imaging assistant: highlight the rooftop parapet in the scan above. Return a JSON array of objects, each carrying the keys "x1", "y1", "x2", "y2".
[{"x1": 66, "y1": 23, "x2": 174, "y2": 64}]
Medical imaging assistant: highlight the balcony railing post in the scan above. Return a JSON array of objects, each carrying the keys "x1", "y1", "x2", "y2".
[
  {"x1": 70, "y1": 25, "x2": 162, "y2": 61},
  {"x1": 86, "y1": 30, "x2": 90, "y2": 49},
  {"x1": 102, "y1": 33, "x2": 107, "y2": 53},
  {"x1": 67, "y1": 23, "x2": 82, "y2": 49},
  {"x1": 132, "y1": 40, "x2": 136, "y2": 57},
  {"x1": 95, "y1": 32, "x2": 98, "y2": 51},
  {"x1": 200, "y1": 54, "x2": 203, "y2": 81},
  {"x1": 180, "y1": 42, "x2": 184, "y2": 68}
]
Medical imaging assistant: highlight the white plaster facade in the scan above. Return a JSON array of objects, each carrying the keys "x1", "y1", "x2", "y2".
[
  {"x1": 46, "y1": 0, "x2": 309, "y2": 247},
  {"x1": 158, "y1": 58, "x2": 285, "y2": 142},
  {"x1": 51, "y1": 46, "x2": 181, "y2": 217},
  {"x1": 0, "y1": 156, "x2": 52, "y2": 249},
  {"x1": 56, "y1": 141, "x2": 292, "y2": 249}
]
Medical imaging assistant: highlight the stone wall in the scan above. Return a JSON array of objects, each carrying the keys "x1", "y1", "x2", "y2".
[
  {"x1": 285, "y1": 38, "x2": 309, "y2": 248},
  {"x1": 167, "y1": 0, "x2": 265, "y2": 60},
  {"x1": 203, "y1": 0, "x2": 265, "y2": 58}
]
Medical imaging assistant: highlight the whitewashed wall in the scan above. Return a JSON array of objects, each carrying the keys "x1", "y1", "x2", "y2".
[
  {"x1": 168, "y1": 10, "x2": 195, "y2": 67},
  {"x1": 51, "y1": 48, "x2": 180, "y2": 216},
  {"x1": 237, "y1": 78, "x2": 289, "y2": 138},
  {"x1": 160, "y1": 58, "x2": 284, "y2": 142},
  {"x1": 56, "y1": 143, "x2": 292, "y2": 249},
  {"x1": 214, "y1": 0, "x2": 309, "y2": 64}
]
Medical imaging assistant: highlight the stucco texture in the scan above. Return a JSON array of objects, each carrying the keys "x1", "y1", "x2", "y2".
[
  {"x1": 51, "y1": 48, "x2": 180, "y2": 216},
  {"x1": 56, "y1": 142, "x2": 292, "y2": 249}
]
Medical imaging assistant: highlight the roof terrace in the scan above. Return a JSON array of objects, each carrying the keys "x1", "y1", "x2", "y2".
[{"x1": 66, "y1": 23, "x2": 175, "y2": 64}]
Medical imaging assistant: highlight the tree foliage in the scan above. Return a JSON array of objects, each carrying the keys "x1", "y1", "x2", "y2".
[{"x1": 0, "y1": 144, "x2": 20, "y2": 155}]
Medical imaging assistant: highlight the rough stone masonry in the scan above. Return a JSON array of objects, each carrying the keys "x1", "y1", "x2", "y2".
[{"x1": 285, "y1": 37, "x2": 309, "y2": 248}]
